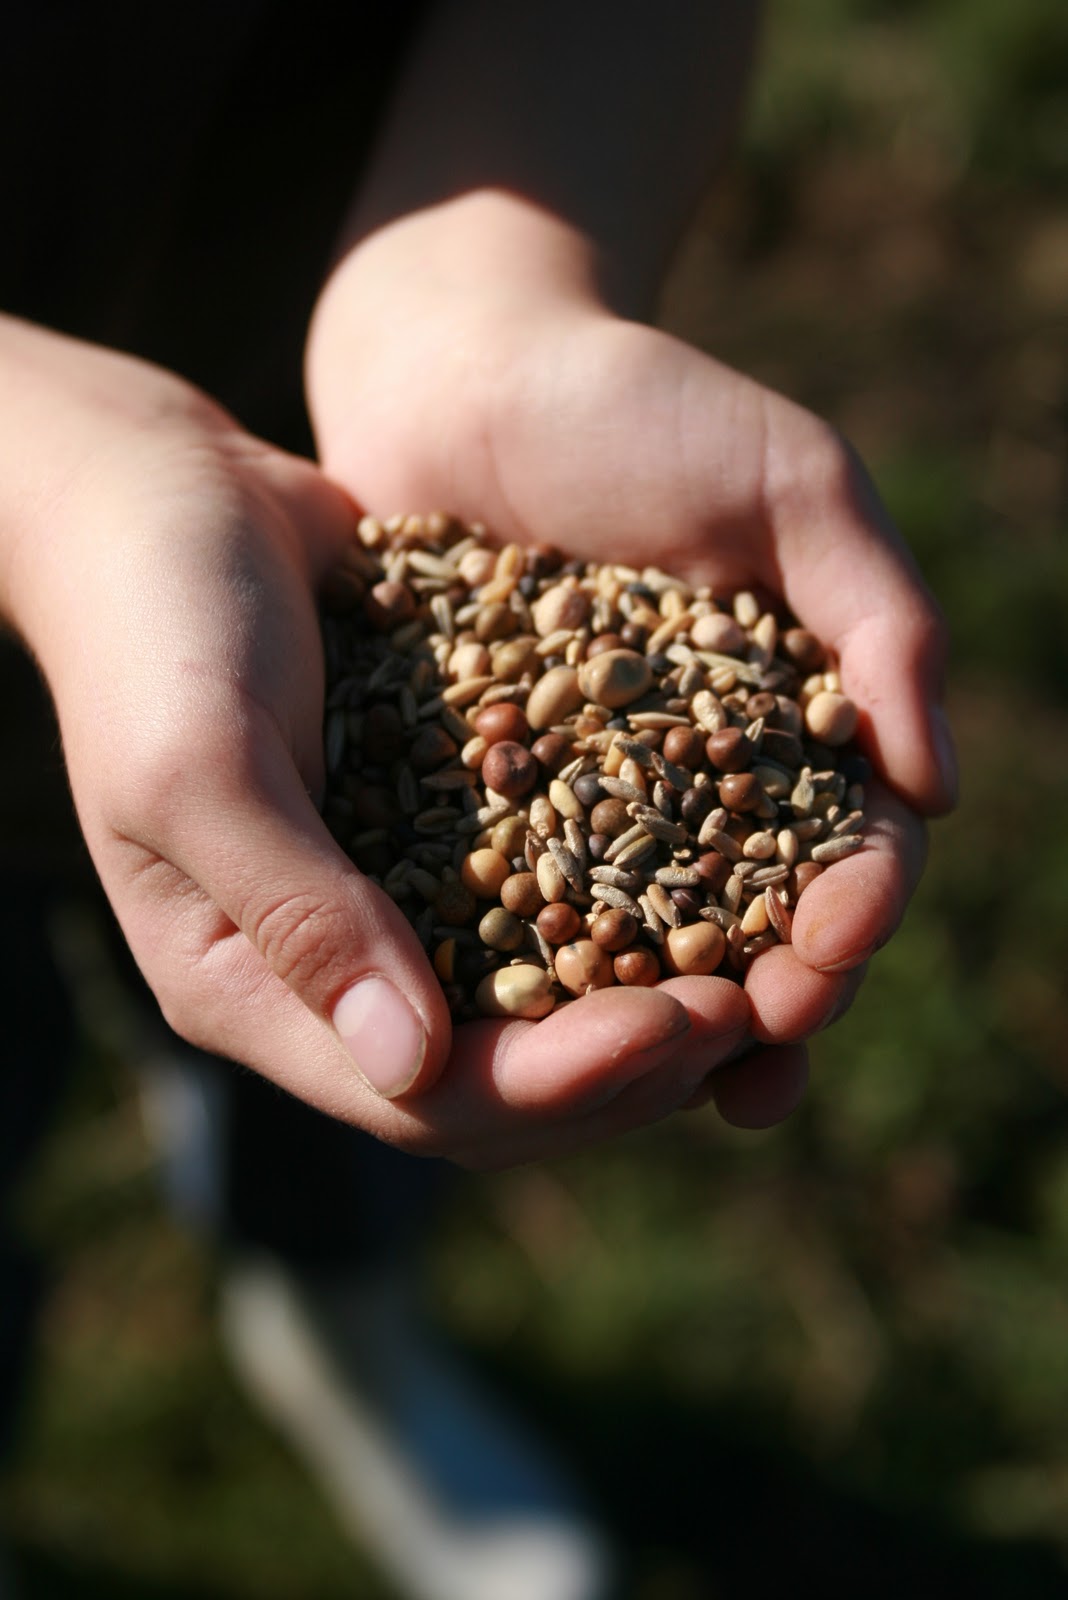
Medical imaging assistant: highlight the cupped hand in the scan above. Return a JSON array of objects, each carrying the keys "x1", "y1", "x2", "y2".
[
  {"x1": 307, "y1": 206, "x2": 956, "y2": 1134},
  {"x1": 3, "y1": 319, "x2": 739, "y2": 1168}
]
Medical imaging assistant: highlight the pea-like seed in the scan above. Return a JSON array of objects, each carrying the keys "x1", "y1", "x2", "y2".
[
  {"x1": 536, "y1": 903, "x2": 582, "y2": 945},
  {"x1": 804, "y1": 690, "x2": 859, "y2": 746},
  {"x1": 365, "y1": 579, "x2": 415, "y2": 631},
  {"x1": 474, "y1": 702, "x2": 531, "y2": 746},
  {"x1": 491, "y1": 815, "x2": 528, "y2": 859},
  {"x1": 791, "y1": 861, "x2": 824, "y2": 898},
  {"x1": 690, "y1": 612, "x2": 746, "y2": 653},
  {"x1": 530, "y1": 732, "x2": 573, "y2": 774},
  {"x1": 577, "y1": 649, "x2": 654, "y2": 710},
  {"x1": 482, "y1": 740, "x2": 539, "y2": 799},
  {"x1": 782, "y1": 627, "x2": 826, "y2": 671},
  {"x1": 475, "y1": 965, "x2": 556, "y2": 1019},
  {"x1": 526, "y1": 665, "x2": 585, "y2": 730},
  {"x1": 572, "y1": 773, "x2": 604, "y2": 808},
  {"x1": 555, "y1": 940, "x2": 614, "y2": 996},
  {"x1": 584, "y1": 631, "x2": 625, "y2": 657},
  {"x1": 500, "y1": 871, "x2": 545, "y2": 918},
  {"x1": 663, "y1": 922, "x2": 726, "y2": 976},
  {"x1": 590, "y1": 798, "x2": 632, "y2": 836},
  {"x1": 460, "y1": 848, "x2": 512, "y2": 899},
  {"x1": 662, "y1": 726, "x2": 705, "y2": 769},
  {"x1": 590, "y1": 908, "x2": 638, "y2": 951},
  {"x1": 694, "y1": 851, "x2": 733, "y2": 893},
  {"x1": 719, "y1": 772, "x2": 763, "y2": 813},
  {"x1": 614, "y1": 948, "x2": 661, "y2": 987},
  {"x1": 478, "y1": 906, "x2": 525, "y2": 952},
  {"x1": 706, "y1": 727, "x2": 753, "y2": 773}
]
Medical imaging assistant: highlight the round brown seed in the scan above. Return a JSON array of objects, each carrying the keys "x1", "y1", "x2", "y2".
[
  {"x1": 662, "y1": 725, "x2": 705, "y2": 769},
  {"x1": 478, "y1": 906, "x2": 525, "y2": 952},
  {"x1": 530, "y1": 732, "x2": 573, "y2": 775},
  {"x1": 590, "y1": 797, "x2": 632, "y2": 837},
  {"x1": 577, "y1": 649, "x2": 654, "y2": 709},
  {"x1": 460, "y1": 848, "x2": 512, "y2": 899},
  {"x1": 613, "y1": 947, "x2": 661, "y2": 987},
  {"x1": 719, "y1": 772, "x2": 763, "y2": 813},
  {"x1": 782, "y1": 627, "x2": 826, "y2": 671},
  {"x1": 555, "y1": 940, "x2": 614, "y2": 996},
  {"x1": 475, "y1": 965, "x2": 556, "y2": 1020},
  {"x1": 663, "y1": 922, "x2": 726, "y2": 976},
  {"x1": 584, "y1": 631, "x2": 625, "y2": 658},
  {"x1": 706, "y1": 727, "x2": 753, "y2": 773},
  {"x1": 474, "y1": 702, "x2": 531, "y2": 746},
  {"x1": 500, "y1": 871, "x2": 545, "y2": 918},
  {"x1": 590, "y1": 907, "x2": 639, "y2": 951},
  {"x1": 481, "y1": 740, "x2": 539, "y2": 800},
  {"x1": 365, "y1": 579, "x2": 415, "y2": 631},
  {"x1": 491, "y1": 815, "x2": 529, "y2": 859},
  {"x1": 694, "y1": 851, "x2": 733, "y2": 893},
  {"x1": 536, "y1": 902, "x2": 583, "y2": 945}
]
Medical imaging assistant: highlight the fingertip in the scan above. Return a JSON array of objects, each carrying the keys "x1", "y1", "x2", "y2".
[{"x1": 707, "y1": 1042, "x2": 810, "y2": 1129}]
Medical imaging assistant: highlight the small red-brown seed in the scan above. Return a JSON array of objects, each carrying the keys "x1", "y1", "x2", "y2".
[
  {"x1": 719, "y1": 772, "x2": 763, "y2": 813},
  {"x1": 555, "y1": 940, "x2": 614, "y2": 996},
  {"x1": 694, "y1": 852, "x2": 733, "y2": 893},
  {"x1": 584, "y1": 632, "x2": 625, "y2": 658},
  {"x1": 614, "y1": 947, "x2": 661, "y2": 987},
  {"x1": 663, "y1": 922, "x2": 726, "y2": 976},
  {"x1": 500, "y1": 871, "x2": 545, "y2": 918},
  {"x1": 482, "y1": 740, "x2": 538, "y2": 800},
  {"x1": 590, "y1": 908, "x2": 639, "y2": 951},
  {"x1": 536, "y1": 902, "x2": 582, "y2": 945},
  {"x1": 530, "y1": 732, "x2": 573, "y2": 775},
  {"x1": 705, "y1": 727, "x2": 753, "y2": 773},
  {"x1": 460, "y1": 848, "x2": 512, "y2": 899},
  {"x1": 474, "y1": 702, "x2": 530, "y2": 746},
  {"x1": 364, "y1": 579, "x2": 416, "y2": 631},
  {"x1": 782, "y1": 627, "x2": 826, "y2": 672},
  {"x1": 590, "y1": 798, "x2": 632, "y2": 837},
  {"x1": 791, "y1": 861, "x2": 824, "y2": 898},
  {"x1": 662, "y1": 726, "x2": 705, "y2": 769}
]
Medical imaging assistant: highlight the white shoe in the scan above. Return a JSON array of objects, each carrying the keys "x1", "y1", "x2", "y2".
[{"x1": 219, "y1": 1255, "x2": 614, "y2": 1600}]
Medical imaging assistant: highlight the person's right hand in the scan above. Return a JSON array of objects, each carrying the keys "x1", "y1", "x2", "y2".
[{"x1": 1, "y1": 316, "x2": 745, "y2": 1168}]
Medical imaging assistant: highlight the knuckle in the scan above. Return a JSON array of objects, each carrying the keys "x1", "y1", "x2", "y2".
[{"x1": 246, "y1": 890, "x2": 351, "y2": 1000}]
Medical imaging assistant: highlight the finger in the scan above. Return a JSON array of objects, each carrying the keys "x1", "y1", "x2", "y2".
[
  {"x1": 759, "y1": 399, "x2": 957, "y2": 816},
  {"x1": 117, "y1": 703, "x2": 452, "y2": 1101},
  {"x1": 403, "y1": 977, "x2": 751, "y2": 1166},
  {"x1": 703, "y1": 1042, "x2": 810, "y2": 1128},
  {"x1": 789, "y1": 779, "x2": 928, "y2": 974},
  {"x1": 744, "y1": 947, "x2": 869, "y2": 1045}
]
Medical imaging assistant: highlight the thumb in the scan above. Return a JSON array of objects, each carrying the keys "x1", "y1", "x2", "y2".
[
  {"x1": 137, "y1": 715, "x2": 452, "y2": 1101},
  {"x1": 764, "y1": 412, "x2": 957, "y2": 816}
]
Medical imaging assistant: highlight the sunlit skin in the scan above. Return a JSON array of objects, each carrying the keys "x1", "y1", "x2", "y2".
[{"x1": 0, "y1": 4, "x2": 957, "y2": 1171}]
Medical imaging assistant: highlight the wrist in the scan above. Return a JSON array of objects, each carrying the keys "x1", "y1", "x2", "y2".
[{"x1": 306, "y1": 190, "x2": 611, "y2": 513}]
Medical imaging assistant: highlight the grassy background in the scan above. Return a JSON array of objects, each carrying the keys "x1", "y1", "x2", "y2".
[{"x1": 4, "y1": 1, "x2": 1067, "y2": 1595}]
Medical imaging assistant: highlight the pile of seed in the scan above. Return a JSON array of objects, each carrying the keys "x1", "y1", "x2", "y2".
[{"x1": 320, "y1": 512, "x2": 869, "y2": 1020}]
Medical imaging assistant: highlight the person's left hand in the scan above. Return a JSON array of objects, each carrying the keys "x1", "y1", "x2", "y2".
[{"x1": 305, "y1": 194, "x2": 953, "y2": 1147}]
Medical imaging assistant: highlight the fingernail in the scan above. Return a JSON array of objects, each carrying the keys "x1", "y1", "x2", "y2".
[
  {"x1": 815, "y1": 942, "x2": 875, "y2": 975},
  {"x1": 332, "y1": 977, "x2": 426, "y2": 1098},
  {"x1": 931, "y1": 705, "x2": 959, "y2": 808}
]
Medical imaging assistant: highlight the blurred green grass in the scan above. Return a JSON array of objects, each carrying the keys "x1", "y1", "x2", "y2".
[{"x1": 3, "y1": 2, "x2": 1067, "y2": 1595}]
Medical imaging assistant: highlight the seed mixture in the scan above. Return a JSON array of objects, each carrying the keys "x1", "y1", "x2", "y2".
[{"x1": 320, "y1": 512, "x2": 870, "y2": 1020}]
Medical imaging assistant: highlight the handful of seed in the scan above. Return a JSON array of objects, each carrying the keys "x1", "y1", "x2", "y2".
[{"x1": 321, "y1": 512, "x2": 869, "y2": 1020}]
